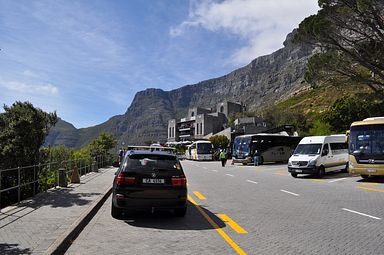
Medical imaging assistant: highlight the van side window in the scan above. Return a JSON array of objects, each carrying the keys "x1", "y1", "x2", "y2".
[
  {"x1": 329, "y1": 142, "x2": 348, "y2": 155},
  {"x1": 321, "y1": 144, "x2": 330, "y2": 156}
]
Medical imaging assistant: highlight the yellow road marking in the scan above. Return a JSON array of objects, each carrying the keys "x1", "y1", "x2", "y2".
[
  {"x1": 361, "y1": 183, "x2": 379, "y2": 186},
  {"x1": 356, "y1": 186, "x2": 384, "y2": 193},
  {"x1": 193, "y1": 191, "x2": 207, "y2": 200},
  {"x1": 273, "y1": 173, "x2": 288, "y2": 176},
  {"x1": 188, "y1": 195, "x2": 247, "y2": 255},
  {"x1": 308, "y1": 179, "x2": 325, "y2": 183},
  {"x1": 218, "y1": 214, "x2": 248, "y2": 234}
]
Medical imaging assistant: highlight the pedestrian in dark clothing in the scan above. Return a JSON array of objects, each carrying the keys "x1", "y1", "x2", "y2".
[
  {"x1": 219, "y1": 150, "x2": 227, "y2": 167},
  {"x1": 253, "y1": 150, "x2": 260, "y2": 166},
  {"x1": 119, "y1": 149, "x2": 124, "y2": 163}
]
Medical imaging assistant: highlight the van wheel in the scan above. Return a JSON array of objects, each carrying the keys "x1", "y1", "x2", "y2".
[
  {"x1": 291, "y1": 173, "x2": 298, "y2": 178},
  {"x1": 318, "y1": 166, "x2": 325, "y2": 178},
  {"x1": 361, "y1": 175, "x2": 369, "y2": 179}
]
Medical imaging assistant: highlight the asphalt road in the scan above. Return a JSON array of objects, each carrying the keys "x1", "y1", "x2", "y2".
[{"x1": 65, "y1": 160, "x2": 384, "y2": 255}]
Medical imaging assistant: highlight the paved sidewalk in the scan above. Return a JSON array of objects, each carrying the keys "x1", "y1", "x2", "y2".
[{"x1": 0, "y1": 167, "x2": 116, "y2": 255}]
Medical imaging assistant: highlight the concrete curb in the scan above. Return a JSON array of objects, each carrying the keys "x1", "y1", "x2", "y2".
[{"x1": 45, "y1": 185, "x2": 113, "y2": 255}]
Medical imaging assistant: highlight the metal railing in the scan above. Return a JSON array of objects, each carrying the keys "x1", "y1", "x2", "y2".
[{"x1": 0, "y1": 154, "x2": 108, "y2": 209}]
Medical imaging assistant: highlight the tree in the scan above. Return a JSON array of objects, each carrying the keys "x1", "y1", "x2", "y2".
[
  {"x1": 87, "y1": 132, "x2": 117, "y2": 159},
  {"x1": 262, "y1": 107, "x2": 310, "y2": 135},
  {"x1": 0, "y1": 101, "x2": 57, "y2": 168},
  {"x1": 209, "y1": 135, "x2": 230, "y2": 149},
  {"x1": 322, "y1": 93, "x2": 384, "y2": 132},
  {"x1": 295, "y1": 0, "x2": 384, "y2": 91}
]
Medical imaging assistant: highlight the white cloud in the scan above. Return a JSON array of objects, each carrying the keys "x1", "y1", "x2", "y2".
[
  {"x1": 23, "y1": 70, "x2": 39, "y2": 78},
  {"x1": 170, "y1": 0, "x2": 319, "y2": 65},
  {"x1": 3, "y1": 81, "x2": 59, "y2": 96}
]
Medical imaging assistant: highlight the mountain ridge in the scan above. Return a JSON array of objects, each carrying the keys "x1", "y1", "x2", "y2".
[{"x1": 45, "y1": 30, "x2": 315, "y2": 148}]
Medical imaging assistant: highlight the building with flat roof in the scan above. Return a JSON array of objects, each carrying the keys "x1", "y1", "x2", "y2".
[{"x1": 167, "y1": 101, "x2": 244, "y2": 142}]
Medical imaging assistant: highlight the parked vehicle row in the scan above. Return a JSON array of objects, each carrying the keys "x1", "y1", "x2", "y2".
[{"x1": 231, "y1": 117, "x2": 384, "y2": 180}]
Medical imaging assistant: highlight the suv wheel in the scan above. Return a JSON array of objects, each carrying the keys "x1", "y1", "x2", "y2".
[
  {"x1": 291, "y1": 173, "x2": 298, "y2": 178},
  {"x1": 174, "y1": 207, "x2": 187, "y2": 217},
  {"x1": 111, "y1": 203, "x2": 123, "y2": 219}
]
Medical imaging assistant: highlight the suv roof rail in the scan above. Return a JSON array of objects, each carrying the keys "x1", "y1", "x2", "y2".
[{"x1": 126, "y1": 145, "x2": 175, "y2": 153}]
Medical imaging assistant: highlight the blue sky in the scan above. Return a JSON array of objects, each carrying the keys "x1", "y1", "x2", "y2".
[{"x1": 0, "y1": 0, "x2": 319, "y2": 128}]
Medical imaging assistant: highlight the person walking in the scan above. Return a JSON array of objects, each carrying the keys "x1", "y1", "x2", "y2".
[{"x1": 219, "y1": 149, "x2": 227, "y2": 167}]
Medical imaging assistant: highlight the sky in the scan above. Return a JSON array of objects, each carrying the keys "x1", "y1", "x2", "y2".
[{"x1": 0, "y1": 0, "x2": 320, "y2": 128}]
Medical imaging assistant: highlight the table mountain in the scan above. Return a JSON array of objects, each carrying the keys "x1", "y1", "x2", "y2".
[{"x1": 45, "y1": 30, "x2": 315, "y2": 148}]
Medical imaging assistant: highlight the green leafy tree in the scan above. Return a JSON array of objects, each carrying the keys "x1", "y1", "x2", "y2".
[
  {"x1": 295, "y1": 0, "x2": 384, "y2": 91},
  {"x1": 262, "y1": 107, "x2": 310, "y2": 135},
  {"x1": 322, "y1": 93, "x2": 384, "y2": 132},
  {"x1": 209, "y1": 135, "x2": 230, "y2": 149},
  {"x1": 87, "y1": 132, "x2": 117, "y2": 160},
  {"x1": 0, "y1": 101, "x2": 57, "y2": 168}
]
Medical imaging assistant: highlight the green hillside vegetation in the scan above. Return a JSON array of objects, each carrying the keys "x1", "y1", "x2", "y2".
[{"x1": 261, "y1": 84, "x2": 382, "y2": 136}]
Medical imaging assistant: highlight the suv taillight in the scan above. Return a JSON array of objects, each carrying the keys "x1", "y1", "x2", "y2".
[
  {"x1": 115, "y1": 173, "x2": 135, "y2": 186},
  {"x1": 171, "y1": 177, "x2": 187, "y2": 187}
]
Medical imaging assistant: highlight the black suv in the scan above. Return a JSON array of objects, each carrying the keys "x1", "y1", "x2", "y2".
[{"x1": 111, "y1": 150, "x2": 188, "y2": 218}]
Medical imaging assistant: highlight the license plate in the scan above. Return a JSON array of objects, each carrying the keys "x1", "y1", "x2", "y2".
[
  {"x1": 295, "y1": 170, "x2": 303, "y2": 173},
  {"x1": 142, "y1": 178, "x2": 165, "y2": 184},
  {"x1": 368, "y1": 169, "x2": 377, "y2": 173}
]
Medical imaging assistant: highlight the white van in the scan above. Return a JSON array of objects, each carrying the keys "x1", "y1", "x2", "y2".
[{"x1": 288, "y1": 135, "x2": 349, "y2": 178}]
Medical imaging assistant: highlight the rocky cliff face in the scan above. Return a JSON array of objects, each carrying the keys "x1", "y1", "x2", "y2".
[{"x1": 46, "y1": 30, "x2": 315, "y2": 148}]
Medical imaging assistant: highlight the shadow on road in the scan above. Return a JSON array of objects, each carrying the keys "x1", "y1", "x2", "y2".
[
  {"x1": 295, "y1": 171, "x2": 351, "y2": 180},
  {"x1": 357, "y1": 176, "x2": 384, "y2": 183},
  {"x1": 0, "y1": 243, "x2": 31, "y2": 255},
  {"x1": 118, "y1": 201, "x2": 225, "y2": 231}
]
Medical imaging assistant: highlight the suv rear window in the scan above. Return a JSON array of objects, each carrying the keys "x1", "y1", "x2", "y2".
[{"x1": 123, "y1": 154, "x2": 180, "y2": 172}]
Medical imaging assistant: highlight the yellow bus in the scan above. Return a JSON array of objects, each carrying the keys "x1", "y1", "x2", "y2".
[{"x1": 347, "y1": 117, "x2": 384, "y2": 178}]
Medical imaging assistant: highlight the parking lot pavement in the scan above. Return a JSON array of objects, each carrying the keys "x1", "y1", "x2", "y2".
[
  {"x1": 181, "y1": 160, "x2": 384, "y2": 255},
  {"x1": 0, "y1": 167, "x2": 116, "y2": 255}
]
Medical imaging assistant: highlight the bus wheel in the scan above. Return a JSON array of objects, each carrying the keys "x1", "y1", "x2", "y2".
[
  {"x1": 291, "y1": 173, "x2": 298, "y2": 178},
  {"x1": 317, "y1": 166, "x2": 325, "y2": 178},
  {"x1": 361, "y1": 175, "x2": 369, "y2": 179},
  {"x1": 342, "y1": 163, "x2": 348, "y2": 173}
]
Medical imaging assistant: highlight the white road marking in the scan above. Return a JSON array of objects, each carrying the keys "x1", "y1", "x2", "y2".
[
  {"x1": 280, "y1": 190, "x2": 299, "y2": 196},
  {"x1": 202, "y1": 167, "x2": 208, "y2": 170},
  {"x1": 212, "y1": 170, "x2": 218, "y2": 172},
  {"x1": 328, "y1": 178, "x2": 348, "y2": 183},
  {"x1": 226, "y1": 174, "x2": 234, "y2": 177},
  {"x1": 342, "y1": 208, "x2": 381, "y2": 220},
  {"x1": 246, "y1": 180, "x2": 258, "y2": 184}
]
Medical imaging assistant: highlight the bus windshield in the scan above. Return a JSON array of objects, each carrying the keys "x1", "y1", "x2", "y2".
[
  {"x1": 197, "y1": 143, "x2": 212, "y2": 154},
  {"x1": 233, "y1": 137, "x2": 252, "y2": 155},
  {"x1": 349, "y1": 124, "x2": 384, "y2": 158},
  {"x1": 293, "y1": 144, "x2": 322, "y2": 155}
]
